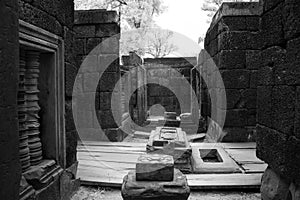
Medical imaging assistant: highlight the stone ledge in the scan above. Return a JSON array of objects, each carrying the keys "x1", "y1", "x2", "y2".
[
  {"x1": 74, "y1": 9, "x2": 119, "y2": 25},
  {"x1": 208, "y1": 2, "x2": 262, "y2": 35}
]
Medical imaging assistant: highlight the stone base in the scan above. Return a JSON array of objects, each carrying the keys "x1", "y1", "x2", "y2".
[
  {"x1": 121, "y1": 169, "x2": 190, "y2": 200},
  {"x1": 136, "y1": 154, "x2": 174, "y2": 181}
]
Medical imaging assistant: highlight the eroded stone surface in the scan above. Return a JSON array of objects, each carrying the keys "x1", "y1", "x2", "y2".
[
  {"x1": 122, "y1": 169, "x2": 190, "y2": 200},
  {"x1": 136, "y1": 154, "x2": 174, "y2": 181},
  {"x1": 261, "y1": 168, "x2": 290, "y2": 200}
]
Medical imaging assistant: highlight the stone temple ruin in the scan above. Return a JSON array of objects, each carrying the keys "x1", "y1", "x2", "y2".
[{"x1": 1, "y1": 0, "x2": 300, "y2": 200}]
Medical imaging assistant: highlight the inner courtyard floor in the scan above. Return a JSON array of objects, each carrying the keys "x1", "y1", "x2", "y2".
[{"x1": 71, "y1": 186, "x2": 261, "y2": 200}]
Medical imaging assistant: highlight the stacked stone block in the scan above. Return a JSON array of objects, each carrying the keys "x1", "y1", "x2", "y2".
[
  {"x1": 201, "y1": 2, "x2": 261, "y2": 142},
  {"x1": 145, "y1": 57, "x2": 197, "y2": 115},
  {"x1": 73, "y1": 10, "x2": 121, "y2": 141},
  {"x1": 256, "y1": 0, "x2": 300, "y2": 199},
  {"x1": 122, "y1": 154, "x2": 190, "y2": 200}
]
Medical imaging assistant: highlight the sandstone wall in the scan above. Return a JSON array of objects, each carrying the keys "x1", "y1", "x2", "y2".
[
  {"x1": 145, "y1": 57, "x2": 197, "y2": 115},
  {"x1": 202, "y1": 2, "x2": 261, "y2": 142},
  {"x1": 73, "y1": 10, "x2": 121, "y2": 140},
  {"x1": 18, "y1": 1, "x2": 80, "y2": 199},
  {"x1": 257, "y1": 0, "x2": 300, "y2": 198},
  {"x1": 19, "y1": 0, "x2": 77, "y2": 168},
  {"x1": 0, "y1": 1, "x2": 21, "y2": 199}
]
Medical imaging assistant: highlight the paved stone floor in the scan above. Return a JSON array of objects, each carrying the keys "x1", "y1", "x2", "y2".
[{"x1": 71, "y1": 186, "x2": 261, "y2": 200}]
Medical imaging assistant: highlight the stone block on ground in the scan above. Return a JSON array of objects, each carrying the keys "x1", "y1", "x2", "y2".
[
  {"x1": 261, "y1": 167, "x2": 290, "y2": 200},
  {"x1": 121, "y1": 169, "x2": 190, "y2": 200},
  {"x1": 146, "y1": 127, "x2": 192, "y2": 172},
  {"x1": 136, "y1": 154, "x2": 174, "y2": 181}
]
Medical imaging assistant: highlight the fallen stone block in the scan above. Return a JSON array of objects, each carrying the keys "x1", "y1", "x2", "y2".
[
  {"x1": 261, "y1": 167, "x2": 290, "y2": 200},
  {"x1": 121, "y1": 169, "x2": 190, "y2": 200},
  {"x1": 136, "y1": 154, "x2": 174, "y2": 181}
]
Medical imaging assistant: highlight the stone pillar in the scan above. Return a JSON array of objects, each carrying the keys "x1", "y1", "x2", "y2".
[
  {"x1": 25, "y1": 51, "x2": 43, "y2": 166},
  {"x1": 257, "y1": 0, "x2": 300, "y2": 199},
  {"x1": 0, "y1": 0, "x2": 21, "y2": 199},
  {"x1": 74, "y1": 9, "x2": 121, "y2": 141},
  {"x1": 201, "y1": 2, "x2": 261, "y2": 142}
]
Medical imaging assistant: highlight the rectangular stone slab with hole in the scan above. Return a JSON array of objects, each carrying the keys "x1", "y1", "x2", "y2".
[
  {"x1": 191, "y1": 143, "x2": 242, "y2": 173},
  {"x1": 147, "y1": 127, "x2": 192, "y2": 173},
  {"x1": 136, "y1": 154, "x2": 174, "y2": 181},
  {"x1": 147, "y1": 127, "x2": 191, "y2": 149},
  {"x1": 122, "y1": 169, "x2": 190, "y2": 200}
]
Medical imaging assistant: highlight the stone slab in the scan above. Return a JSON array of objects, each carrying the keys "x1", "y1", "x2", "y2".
[
  {"x1": 136, "y1": 154, "x2": 174, "y2": 181},
  {"x1": 121, "y1": 169, "x2": 190, "y2": 200}
]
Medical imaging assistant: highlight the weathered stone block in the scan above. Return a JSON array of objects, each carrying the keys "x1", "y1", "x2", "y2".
[
  {"x1": 241, "y1": 89, "x2": 257, "y2": 109},
  {"x1": 295, "y1": 87, "x2": 300, "y2": 139},
  {"x1": 224, "y1": 109, "x2": 247, "y2": 127},
  {"x1": 225, "y1": 89, "x2": 241, "y2": 109},
  {"x1": 19, "y1": 1, "x2": 63, "y2": 36},
  {"x1": 247, "y1": 109, "x2": 257, "y2": 126},
  {"x1": 99, "y1": 54, "x2": 119, "y2": 72},
  {"x1": 256, "y1": 125, "x2": 288, "y2": 172},
  {"x1": 136, "y1": 154, "x2": 174, "y2": 181},
  {"x1": 258, "y1": 66, "x2": 273, "y2": 86},
  {"x1": 257, "y1": 86, "x2": 272, "y2": 127},
  {"x1": 284, "y1": 0, "x2": 300, "y2": 40},
  {"x1": 221, "y1": 69, "x2": 250, "y2": 89},
  {"x1": 246, "y1": 50, "x2": 261, "y2": 70},
  {"x1": 65, "y1": 63, "x2": 79, "y2": 97},
  {"x1": 86, "y1": 38, "x2": 102, "y2": 54},
  {"x1": 99, "y1": 72, "x2": 120, "y2": 92},
  {"x1": 97, "y1": 110, "x2": 118, "y2": 129},
  {"x1": 219, "y1": 16, "x2": 248, "y2": 32},
  {"x1": 95, "y1": 23, "x2": 120, "y2": 37},
  {"x1": 250, "y1": 70, "x2": 258, "y2": 89},
  {"x1": 271, "y1": 86, "x2": 295, "y2": 135},
  {"x1": 74, "y1": 10, "x2": 118, "y2": 24},
  {"x1": 263, "y1": 0, "x2": 284, "y2": 12},
  {"x1": 83, "y1": 72, "x2": 99, "y2": 92},
  {"x1": 261, "y1": 167, "x2": 290, "y2": 200},
  {"x1": 64, "y1": 27, "x2": 76, "y2": 64},
  {"x1": 218, "y1": 31, "x2": 260, "y2": 51},
  {"x1": 222, "y1": 127, "x2": 249, "y2": 142},
  {"x1": 283, "y1": 37, "x2": 300, "y2": 85},
  {"x1": 121, "y1": 169, "x2": 190, "y2": 200},
  {"x1": 75, "y1": 39, "x2": 85, "y2": 55},
  {"x1": 219, "y1": 50, "x2": 246, "y2": 69},
  {"x1": 66, "y1": 131, "x2": 78, "y2": 167},
  {"x1": 65, "y1": 101, "x2": 75, "y2": 132},
  {"x1": 73, "y1": 25, "x2": 95, "y2": 38},
  {"x1": 99, "y1": 92, "x2": 111, "y2": 110},
  {"x1": 261, "y1": 2, "x2": 285, "y2": 48},
  {"x1": 285, "y1": 136, "x2": 300, "y2": 185}
]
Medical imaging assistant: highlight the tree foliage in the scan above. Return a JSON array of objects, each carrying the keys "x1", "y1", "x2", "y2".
[
  {"x1": 75, "y1": 0, "x2": 176, "y2": 57},
  {"x1": 201, "y1": 0, "x2": 223, "y2": 23}
]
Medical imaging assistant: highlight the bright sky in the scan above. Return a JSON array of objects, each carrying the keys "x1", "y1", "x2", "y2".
[
  {"x1": 155, "y1": 0, "x2": 209, "y2": 43},
  {"x1": 154, "y1": 0, "x2": 210, "y2": 57}
]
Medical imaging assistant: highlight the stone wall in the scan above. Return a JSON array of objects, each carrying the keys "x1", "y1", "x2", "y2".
[
  {"x1": 19, "y1": 0, "x2": 77, "y2": 168},
  {"x1": 0, "y1": 1, "x2": 21, "y2": 199},
  {"x1": 145, "y1": 57, "x2": 197, "y2": 115},
  {"x1": 73, "y1": 9, "x2": 121, "y2": 140},
  {"x1": 257, "y1": 0, "x2": 300, "y2": 199},
  {"x1": 18, "y1": 0, "x2": 80, "y2": 199},
  {"x1": 202, "y1": 2, "x2": 261, "y2": 142}
]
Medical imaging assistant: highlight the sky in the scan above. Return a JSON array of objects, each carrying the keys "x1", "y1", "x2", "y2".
[{"x1": 154, "y1": 0, "x2": 210, "y2": 57}]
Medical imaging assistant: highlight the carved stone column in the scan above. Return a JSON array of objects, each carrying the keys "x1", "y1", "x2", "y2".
[
  {"x1": 25, "y1": 51, "x2": 43, "y2": 166},
  {"x1": 19, "y1": 49, "x2": 30, "y2": 172}
]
